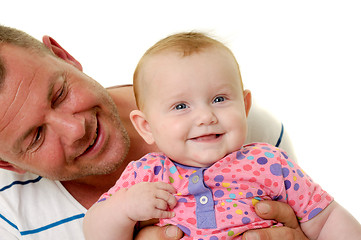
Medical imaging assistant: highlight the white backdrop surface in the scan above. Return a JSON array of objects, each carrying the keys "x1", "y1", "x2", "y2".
[{"x1": 2, "y1": 0, "x2": 361, "y2": 223}]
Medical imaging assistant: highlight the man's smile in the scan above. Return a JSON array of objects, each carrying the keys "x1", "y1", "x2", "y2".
[{"x1": 76, "y1": 116, "x2": 102, "y2": 159}]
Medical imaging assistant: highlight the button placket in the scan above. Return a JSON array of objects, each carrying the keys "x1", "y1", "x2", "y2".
[{"x1": 188, "y1": 169, "x2": 217, "y2": 229}]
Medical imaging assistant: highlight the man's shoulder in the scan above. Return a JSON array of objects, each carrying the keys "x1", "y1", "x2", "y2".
[
  {"x1": 0, "y1": 169, "x2": 43, "y2": 190},
  {"x1": 0, "y1": 170, "x2": 86, "y2": 239}
]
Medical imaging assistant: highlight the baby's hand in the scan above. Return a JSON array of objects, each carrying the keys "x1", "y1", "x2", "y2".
[{"x1": 123, "y1": 182, "x2": 177, "y2": 222}]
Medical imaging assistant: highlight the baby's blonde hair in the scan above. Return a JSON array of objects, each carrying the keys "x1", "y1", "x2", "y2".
[{"x1": 133, "y1": 32, "x2": 243, "y2": 109}]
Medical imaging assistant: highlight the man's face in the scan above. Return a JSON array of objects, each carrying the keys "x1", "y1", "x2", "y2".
[{"x1": 0, "y1": 45, "x2": 129, "y2": 180}]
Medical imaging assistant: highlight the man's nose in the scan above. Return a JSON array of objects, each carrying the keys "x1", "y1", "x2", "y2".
[
  {"x1": 196, "y1": 106, "x2": 218, "y2": 126},
  {"x1": 46, "y1": 111, "x2": 86, "y2": 145}
]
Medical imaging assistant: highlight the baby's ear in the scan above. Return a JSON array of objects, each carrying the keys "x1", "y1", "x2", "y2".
[{"x1": 129, "y1": 110, "x2": 155, "y2": 145}]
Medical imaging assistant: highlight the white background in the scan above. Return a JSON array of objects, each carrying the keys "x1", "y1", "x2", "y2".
[{"x1": 3, "y1": 0, "x2": 361, "y2": 223}]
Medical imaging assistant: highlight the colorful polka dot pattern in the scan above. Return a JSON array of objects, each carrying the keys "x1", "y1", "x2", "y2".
[{"x1": 100, "y1": 143, "x2": 333, "y2": 239}]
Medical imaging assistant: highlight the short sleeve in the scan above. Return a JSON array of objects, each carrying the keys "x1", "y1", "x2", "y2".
[
  {"x1": 275, "y1": 149, "x2": 333, "y2": 222},
  {"x1": 97, "y1": 161, "x2": 138, "y2": 202},
  {"x1": 97, "y1": 153, "x2": 168, "y2": 202}
]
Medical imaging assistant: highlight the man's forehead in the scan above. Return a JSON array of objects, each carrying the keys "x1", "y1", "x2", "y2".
[{"x1": 0, "y1": 45, "x2": 58, "y2": 153}]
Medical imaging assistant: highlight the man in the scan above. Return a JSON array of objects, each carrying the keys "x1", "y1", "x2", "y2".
[{"x1": 0, "y1": 25, "x2": 307, "y2": 239}]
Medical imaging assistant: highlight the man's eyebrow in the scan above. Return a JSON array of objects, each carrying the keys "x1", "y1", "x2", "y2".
[
  {"x1": 0, "y1": 56, "x2": 6, "y2": 93},
  {"x1": 47, "y1": 71, "x2": 63, "y2": 101},
  {"x1": 12, "y1": 71, "x2": 63, "y2": 154}
]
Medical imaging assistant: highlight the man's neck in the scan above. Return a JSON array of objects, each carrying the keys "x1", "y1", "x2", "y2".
[{"x1": 60, "y1": 166, "x2": 126, "y2": 209}]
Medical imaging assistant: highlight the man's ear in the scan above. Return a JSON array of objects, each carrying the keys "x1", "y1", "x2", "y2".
[
  {"x1": 243, "y1": 89, "x2": 252, "y2": 117},
  {"x1": 129, "y1": 110, "x2": 155, "y2": 145},
  {"x1": 0, "y1": 160, "x2": 27, "y2": 174},
  {"x1": 42, "y1": 36, "x2": 83, "y2": 71}
]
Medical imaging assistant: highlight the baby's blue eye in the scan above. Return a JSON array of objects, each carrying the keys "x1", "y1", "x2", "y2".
[
  {"x1": 175, "y1": 103, "x2": 188, "y2": 110},
  {"x1": 213, "y1": 96, "x2": 225, "y2": 103}
]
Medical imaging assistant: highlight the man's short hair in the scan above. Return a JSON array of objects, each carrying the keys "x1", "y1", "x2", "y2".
[{"x1": 0, "y1": 25, "x2": 53, "y2": 90}]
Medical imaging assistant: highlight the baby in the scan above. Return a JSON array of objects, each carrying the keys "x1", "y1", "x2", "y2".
[{"x1": 83, "y1": 32, "x2": 361, "y2": 239}]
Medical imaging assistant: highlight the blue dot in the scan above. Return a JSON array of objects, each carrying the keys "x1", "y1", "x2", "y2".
[
  {"x1": 136, "y1": 162, "x2": 142, "y2": 168},
  {"x1": 226, "y1": 214, "x2": 233, "y2": 219},
  {"x1": 287, "y1": 161, "x2": 294, "y2": 168},
  {"x1": 282, "y1": 168, "x2": 290, "y2": 178},
  {"x1": 281, "y1": 152, "x2": 289, "y2": 159},
  {"x1": 294, "y1": 183, "x2": 300, "y2": 191},
  {"x1": 257, "y1": 189, "x2": 263, "y2": 195},
  {"x1": 214, "y1": 175, "x2": 224, "y2": 182},
  {"x1": 242, "y1": 217, "x2": 251, "y2": 224},
  {"x1": 257, "y1": 157, "x2": 268, "y2": 165},
  {"x1": 214, "y1": 190, "x2": 224, "y2": 198},
  {"x1": 246, "y1": 192, "x2": 253, "y2": 198},
  {"x1": 236, "y1": 151, "x2": 245, "y2": 160},
  {"x1": 154, "y1": 166, "x2": 162, "y2": 175},
  {"x1": 297, "y1": 169, "x2": 304, "y2": 177},
  {"x1": 210, "y1": 237, "x2": 219, "y2": 240},
  {"x1": 284, "y1": 180, "x2": 291, "y2": 190},
  {"x1": 264, "y1": 152, "x2": 274, "y2": 158},
  {"x1": 308, "y1": 208, "x2": 323, "y2": 220},
  {"x1": 270, "y1": 163, "x2": 282, "y2": 176},
  {"x1": 178, "y1": 198, "x2": 188, "y2": 202},
  {"x1": 169, "y1": 166, "x2": 177, "y2": 174}
]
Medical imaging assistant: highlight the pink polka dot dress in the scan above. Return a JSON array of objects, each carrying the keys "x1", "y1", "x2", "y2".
[{"x1": 99, "y1": 143, "x2": 333, "y2": 239}]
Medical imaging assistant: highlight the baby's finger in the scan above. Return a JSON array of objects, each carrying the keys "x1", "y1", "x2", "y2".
[
  {"x1": 156, "y1": 189, "x2": 177, "y2": 209},
  {"x1": 155, "y1": 198, "x2": 169, "y2": 211},
  {"x1": 155, "y1": 182, "x2": 177, "y2": 194},
  {"x1": 153, "y1": 209, "x2": 176, "y2": 219}
]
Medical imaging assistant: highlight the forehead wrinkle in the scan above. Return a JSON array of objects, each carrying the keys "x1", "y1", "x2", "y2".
[
  {"x1": 4, "y1": 73, "x2": 36, "y2": 154},
  {"x1": 10, "y1": 70, "x2": 61, "y2": 154},
  {"x1": 0, "y1": 77, "x2": 27, "y2": 132}
]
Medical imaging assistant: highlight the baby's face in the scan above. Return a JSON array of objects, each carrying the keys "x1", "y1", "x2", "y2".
[{"x1": 141, "y1": 47, "x2": 251, "y2": 167}]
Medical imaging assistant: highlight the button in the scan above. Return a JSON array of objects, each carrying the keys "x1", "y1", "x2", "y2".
[
  {"x1": 200, "y1": 196, "x2": 208, "y2": 204},
  {"x1": 192, "y1": 175, "x2": 199, "y2": 184}
]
